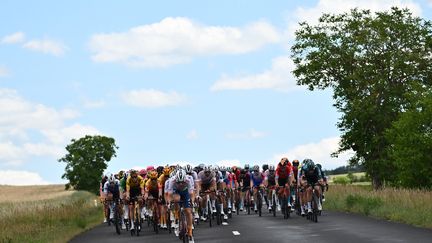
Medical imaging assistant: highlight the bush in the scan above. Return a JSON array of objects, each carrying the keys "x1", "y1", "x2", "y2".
[
  {"x1": 345, "y1": 194, "x2": 383, "y2": 215},
  {"x1": 333, "y1": 176, "x2": 350, "y2": 185}
]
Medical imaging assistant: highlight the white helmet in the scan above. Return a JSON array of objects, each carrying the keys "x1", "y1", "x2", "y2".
[
  {"x1": 185, "y1": 164, "x2": 193, "y2": 174},
  {"x1": 176, "y1": 169, "x2": 186, "y2": 182}
]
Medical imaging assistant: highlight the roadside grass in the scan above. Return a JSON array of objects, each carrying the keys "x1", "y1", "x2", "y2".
[
  {"x1": 325, "y1": 185, "x2": 432, "y2": 229},
  {"x1": 0, "y1": 185, "x2": 103, "y2": 243}
]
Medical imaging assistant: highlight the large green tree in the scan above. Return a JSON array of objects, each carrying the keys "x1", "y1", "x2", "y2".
[
  {"x1": 291, "y1": 7, "x2": 432, "y2": 189},
  {"x1": 59, "y1": 135, "x2": 118, "y2": 194},
  {"x1": 386, "y1": 92, "x2": 432, "y2": 188}
]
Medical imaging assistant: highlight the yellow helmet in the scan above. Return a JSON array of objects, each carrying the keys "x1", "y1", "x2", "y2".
[
  {"x1": 163, "y1": 167, "x2": 171, "y2": 176},
  {"x1": 149, "y1": 170, "x2": 158, "y2": 180}
]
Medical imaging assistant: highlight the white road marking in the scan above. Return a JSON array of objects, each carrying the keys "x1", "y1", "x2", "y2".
[{"x1": 232, "y1": 231, "x2": 241, "y2": 236}]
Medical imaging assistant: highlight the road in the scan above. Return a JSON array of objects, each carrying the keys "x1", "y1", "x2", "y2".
[{"x1": 70, "y1": 210, "x2": 432, "y2": 243}]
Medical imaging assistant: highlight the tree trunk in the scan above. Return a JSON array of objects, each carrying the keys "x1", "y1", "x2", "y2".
[{"x1": 372, "y1": 175, "x2": 383, "y2": 190}]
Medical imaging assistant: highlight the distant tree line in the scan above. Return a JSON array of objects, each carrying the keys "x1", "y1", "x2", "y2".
[{"x1": 323, "y1": 165, "x2": 365, "y2": 175}]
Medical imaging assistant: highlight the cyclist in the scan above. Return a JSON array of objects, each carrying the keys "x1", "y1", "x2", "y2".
[
  {"x1": 231, "y1": 166, "x2": 241, "y2": 213},
  {"x1": 299, "y1": 159, "x2": 324, "y2": 214},
  {"x1": 291, "y1": 160, "x2": 300, "y2": 208},
  {"x1": 118, "y1": 171, "x2": 129, "y2": 229},
  {"x1": 264, "y1": 165, "x2": 279, "y2": 212},
  {"x1": 158, "y1": 166, "x2": 171, "y2": 229},
  {"x1": 144, "y1": 170, "x2": 160, "y2": 225},
  {"x1": 103, "y1": 173, "x2": 120, "y2": 222},
  {"x1": 250, "y1": 165, "x2": 265, "y2": 213},
  {"x1": 100, "y1": 173, "x2": 109, "y2": 223},
  {"x1": 184, "y1": 164, "x2": 200, "y2": 221},
  {"x1": 126, "y1": 169, "x2": 145, "y2": 231},
  {"x1": 167, "y1": 170, "x2": 195, "y2": 243},
  {"x1": 275, "y1": 157, "x2": 294, "y2": 211},
  {"x1": 261, "y1": 164, "x2": 269, "y2": 207},
  {"x1": 239, "y1": 165, "x2": 251, "y2": 211},
  {"x1": 196, "y1": 165, "x2": 217, "y2": 221}
]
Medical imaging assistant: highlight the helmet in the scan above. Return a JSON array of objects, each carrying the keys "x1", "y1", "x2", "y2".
[
  {"x1": 292, "y1": 160, "x2": 300, "y2": 167},
  {"x1": 244, "y1": 164, "x2": 250, "y2": 170},
  {"x1": 262, "y1": 164, "x2": 268, "y2": 171},
  {"x1": 118, "y1": 170, "x2": 125, "y2": 179},
  {"x1": 169, "y1": 170, "x2": 176, "y2": 178},
  {"x1": 185, "y1": 164, "x2": 193, "y2": 174},
  {"x1": 253, "y1": 165, "x2": 259, "y2": 172},
  {"x1": 280, "y1": 157, "x2": 289, "y2": 164},
  {"x1": 130, "y1": 169, "x2": 138, "y2": 176},
  {"x1": 176, "y1": 169, "x2": 186, "y2": 182},
  {"x1": 220, "y1": 166, "x2": 226, "y2": 172},
  {"x1": 316, "y1": 163, "x2": 322, "y2": 170},
  {"x1": 157, "y1": 166, "x2": 164, "y2": 174},
  {"x1": 139, "y1": 169, "x2": 147, "y2": 177},
  {"x1": 303, "y1": 159, "x2": 314, "y2": 170},
  {"x1": 163, "y1": 167, "x2": 171, "y2": 176},
  {"x1": 213, "y1": 165, "x2": 219, "y2": 171},
  {"x1": 269, "y1": 165, "x2": 275, "y2": 171},
  {"x1": 107, "y1": 173, "x2": 115, "y2": 183},
  {"x1": 227, "y1": 167, "x2": 232, "y2": 173},
  {"x1": 232, "y1": 166, "x2": 237, "y2": 171},
  {"x1": 146, "y1": 166, "x2": 155, "y2": 171},
  {"x1": 203, "y1": 165, "x2": 211, "y2": 172},
  {"x1": 149, "y1": 170, "x2": 158, "y2": 180}
]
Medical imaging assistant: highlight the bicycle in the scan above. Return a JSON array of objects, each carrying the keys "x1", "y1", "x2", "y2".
[
  {"x1": 170, "y1": 201, "x2": 191, "y2": 243},
  {"x1": 234, "y1": 188, "x2": 241, "y2": 216},
  {"x1": 253, "y1": 186, "x2": 264, "y2": 217},
  {"x1": 112, "y1": 198, "x2": 124, "y2": 235},
  {"x1": 129, "y1": 196, "x2": 142, "y2": 236},
  {"x1": 146, "y1": 196, "x2": 160, "y2": 234},
  {"x1": 199, "y1": 191, "x2": 214, "y2": 228},
  {"x1": 278, "y1": 185, "x2": 290, "y2": 219},
  {"x1": 269, "y1": 186, "x2": 277, "y2": 217},
  {"x1": 306, "y1": 186, "x2": 320, "y2": 223}
]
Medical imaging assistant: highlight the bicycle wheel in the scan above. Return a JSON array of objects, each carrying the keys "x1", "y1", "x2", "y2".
[
  {"x1": 114, "y1": 204, "x2": 121, "y2": 235},
  {"x1": 207, "y1": 200, "x2": 212, "y2": 227},
  {"x1": 216, "y1": 203, "x2": 221, "y2": 225},
  {"x1": 167, "y1": 209, "x2": 172, "y2": 234},
  {"x1": 272, "y1": 193, "x2": 276, "y2": 217},
  {"x1": 135, "y1": 207, "x2": 140, "y2": 236},
  {"x1": 257, "y1": 191, "x2": 262, "y2": 217},
  {"x1": 153, "y1": 207, "x2": 159, "y2": 234}
]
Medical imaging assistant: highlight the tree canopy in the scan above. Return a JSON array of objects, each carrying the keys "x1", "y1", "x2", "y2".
[
  {"x1": 291, "y1": 7, "x2": 432, "y2": 189},
  {"x1": 59, "y1": 135, "x2": 118, "y2": 194}
]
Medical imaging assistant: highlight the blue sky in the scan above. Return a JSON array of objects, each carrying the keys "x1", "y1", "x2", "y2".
[{"x1": 1, "y1": 0, "x2": 431, "y2": 185}]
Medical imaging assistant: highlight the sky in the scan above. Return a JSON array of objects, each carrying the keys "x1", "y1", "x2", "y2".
[{"x1": 1, "y1": 0, "x2": 431, "y2": 185}]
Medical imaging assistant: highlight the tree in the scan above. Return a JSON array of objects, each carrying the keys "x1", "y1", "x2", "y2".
[
  {"x1": 59, "y1": 135, "x2": 118, "y2": 194},
  {"x1": 291, "y1": 7, "x2": 432, "y2": 189},
  {"x1": 386, "y1": 92, "x2": 432, "y2": 188}
]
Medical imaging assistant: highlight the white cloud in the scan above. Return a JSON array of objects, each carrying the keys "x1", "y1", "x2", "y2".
[
  {"x1": 211, "y1": 56, "x2": 300, "y2": 92},
  {"x1": 0, "y1": 88, "x2": 101, "y2": 165},
  {"x1": 212, "y1": 159, "x2": 241, "y2": 168},
  {"x1": 288, "y1": 0, "x2": 421, "y2": 38},
  {"x1": 273, "y1": 137, "x2": 354, "y2": 170},
  {"x1": 121, "y1": 89, "x2": 187, "y2": 108},
  {"x1": 0, "y1": 66, "x2": 9, "y2": 77},
  {"x1": 225, "y1": 129, "x2": 268, "y2": 140},
  {"x1": 186, "y1": 130, "x2": 198, "y2": 140},
  {"x1": 1, "y1": 32, "x2": 25, "y2": 44},
  {"x1": 23, "y1": 39, "x2": 68, "y2": 56},
  {"x1": 83, "y1": 99, "x2": 106, "y2": 109},
  {"x1": 89, "y1": 17, "x2": 281, "y2": 67},
  {"x1": 0, "y1": 170, "x2": 49, "y2": 185}
]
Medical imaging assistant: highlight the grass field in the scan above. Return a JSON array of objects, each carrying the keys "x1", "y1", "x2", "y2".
[
  {"x1": 0, "y1": 185, "x2": 103, "y2": 243},
  {"x1": 325, "y1": 184, "x2": 432, "y2": 229}
]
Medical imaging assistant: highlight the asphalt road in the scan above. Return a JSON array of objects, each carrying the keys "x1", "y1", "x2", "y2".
[{"x1": 70, "y1": 209, "x2": 432, "y2": 243}]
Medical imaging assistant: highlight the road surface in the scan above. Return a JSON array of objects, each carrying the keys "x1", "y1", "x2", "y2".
[{"x1": 70, "y1": 210, "x2": 432, "y2": 243}]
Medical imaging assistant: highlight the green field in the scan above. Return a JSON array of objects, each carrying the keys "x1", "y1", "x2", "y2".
[
  {"x1": 325, "y1": 184, "x2": 432, "y2": 229},
  {"x1": 0, "y1": 185, "x2": 103, "y2": 243}
]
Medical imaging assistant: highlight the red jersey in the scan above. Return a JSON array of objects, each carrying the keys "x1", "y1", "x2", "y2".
[{"x1": 276, "y1": 162, "x2": 292, "y2": 179}]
